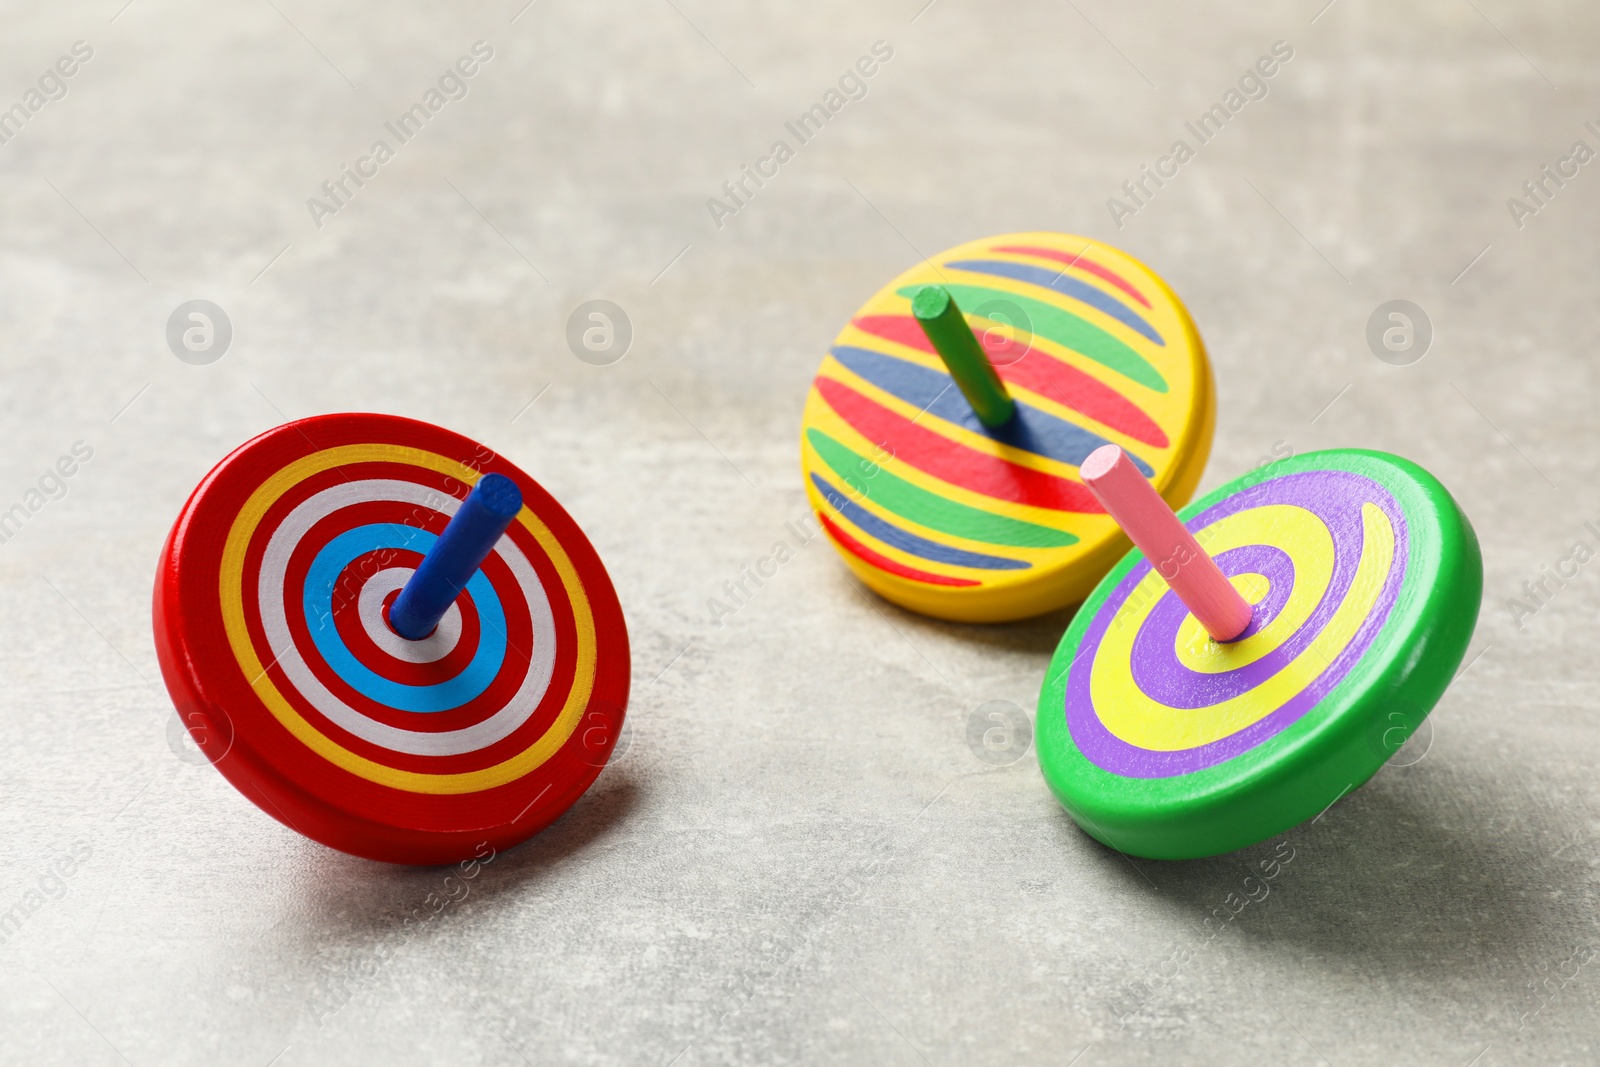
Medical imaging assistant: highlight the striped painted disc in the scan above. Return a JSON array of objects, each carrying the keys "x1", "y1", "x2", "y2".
[
  {"x1": 153, "y1": 413, "x2": 630, "y2": 865},
  {"x1": 1036, "y1": 450, "x2": 1482, "y2": 859},
  {"x1": 799, "y1": 232, "x2": 1215, "y2": 621}
]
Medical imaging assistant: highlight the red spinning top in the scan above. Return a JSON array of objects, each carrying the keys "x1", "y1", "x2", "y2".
[{"x1": 153, "y1": 413, "x2": 630, "y2": 865}]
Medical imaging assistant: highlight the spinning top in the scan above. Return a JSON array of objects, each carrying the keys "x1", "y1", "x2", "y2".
[
  {"x1": 1036, "y1": 446, "x2": 1482, "y2": 859},
  {"x1": 153, "y1": 413, "x2": 630, "y2": 865},
  {"x1": 798, "y1": 232, "x2": 1216, "y2": 622}
]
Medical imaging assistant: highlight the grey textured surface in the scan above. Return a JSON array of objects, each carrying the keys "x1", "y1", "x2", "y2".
[{"x1": 0, "y1": 1, "x2": 1596, "y2": 1064}]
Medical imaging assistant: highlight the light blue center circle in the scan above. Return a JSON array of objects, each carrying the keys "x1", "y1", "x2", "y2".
[{"x1": 302, "y1": 523, "x2": 507, "y2": 713}]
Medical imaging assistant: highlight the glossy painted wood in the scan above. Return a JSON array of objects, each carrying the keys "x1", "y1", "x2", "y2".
[
  {"x1": 799, "y1": 232, "x2": 1216, "y2": 621},
  {"x1": 153, "y1": 413, "x2": 631, "y2": 865},
  {"x1": 1035, "y1": 449, "x2": 1483, "y2": 859}
]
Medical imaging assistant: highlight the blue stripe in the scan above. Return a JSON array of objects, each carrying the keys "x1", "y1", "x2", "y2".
[
  {"x1": 303, "y1": 523, "x2": 506, "y2": 713},
  {"x1": 830, "y1": 346, "x2": 1156, "y2": 477},
  {"x1": 811, "y1": 474, "x2": 1030, "y2": 571},
  {"x1": 947, "y1": 259, "x2": 1165, "y2": 346}
]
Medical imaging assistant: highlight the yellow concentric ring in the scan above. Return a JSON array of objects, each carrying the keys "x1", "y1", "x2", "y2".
[{"x1": 1091, "y1": 502, "x2": 1396, "y2": 752}]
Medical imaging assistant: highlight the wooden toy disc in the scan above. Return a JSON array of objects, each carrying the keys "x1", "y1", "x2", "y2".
[
  {"x1": 153, "y1": 413, "x2": 630, "y2": 865},
  {"x1": 1036, "y1": 449, "x2": 1482, "y2": 860},
  {"x1": 799, "y1": 232, "x2": 1216, "y2": 622}
]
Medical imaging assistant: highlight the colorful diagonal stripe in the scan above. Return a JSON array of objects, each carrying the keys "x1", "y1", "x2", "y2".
[
  {"x1": 801, "y1": 231, "x2": 1212, "y2": 616},
  {"x1": 851, "y1": 315, "x2": 1169, "y2": 448},
  {"x1": 816, "y1": 511, "x2": 980, "y2": 587},
  {"x1": 830, "y1": 346, "x2": 1156, "y2": 476},
  {"x1": 894, "y1": 284, "x2": 1167, "y2": 393},
  {"x1": 948, "y1": 259, "x2": 1164, "y2": 345},
  {"x1": 811, "y1": 473, "x2": 1029, "y2": 571},
  {"x1": 816, "y1": 376, "x2": 1103, "y2": 514},
  {"x1": 990, "y1": 244, "x2": 1153, "y2": 308},
  {"x1": 806, "y1": 429, "x2": 1077, "y2": 548}
]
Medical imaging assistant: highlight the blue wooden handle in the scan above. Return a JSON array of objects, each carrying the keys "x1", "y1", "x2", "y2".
[{"x1": 389, "y1": 472, "x2": 522, "y2": 640}]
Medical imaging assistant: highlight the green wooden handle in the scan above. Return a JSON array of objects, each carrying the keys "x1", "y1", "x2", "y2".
[{"x1": 910, "y1": 284, "x2": 1015, "y2": 429}]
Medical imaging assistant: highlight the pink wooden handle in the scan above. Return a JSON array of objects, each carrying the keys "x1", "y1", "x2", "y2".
[{"x1": 1080, "y1": 445, "x2": 1252, "y2": 642}]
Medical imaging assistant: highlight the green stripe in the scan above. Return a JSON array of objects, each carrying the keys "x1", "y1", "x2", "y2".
[
  {"x1": 895, "y1": 283, "x2": 1168, "y2": 393},
  {"x1": 807, "y1": 429, "x2": 1078, "y2": 549}
]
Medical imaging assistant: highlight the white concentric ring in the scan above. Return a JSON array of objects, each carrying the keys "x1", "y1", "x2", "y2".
[
  {"x1": 256, "y1": 479, "x2": 558, "y2": 757},
  {"x1": 356, "y1": 568, "x2": 463, "y2": 664}
]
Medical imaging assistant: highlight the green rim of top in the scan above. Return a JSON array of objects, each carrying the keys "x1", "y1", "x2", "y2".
[{"x1": 1035, "y1": 448, "x2": 1483, "y2": 860}]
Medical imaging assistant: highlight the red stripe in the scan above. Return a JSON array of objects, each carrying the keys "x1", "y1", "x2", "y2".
[
  {"x1": 990, "y1": 244, "x2": 1152, "y2": 308},
  {"x1": 816, "y1": 377, "x2": 1103, "y2": 514},
  {"x1": 852, "y1": 316, "x2": 1170, "y2": 449},
  {"x1": 817, "y1": 511, "x2": 979, "y2": 587}
]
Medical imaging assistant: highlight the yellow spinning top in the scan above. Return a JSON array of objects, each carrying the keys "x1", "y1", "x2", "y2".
[{"x1": 798, "y1": 232, "x2": 1216, "y2": 621}]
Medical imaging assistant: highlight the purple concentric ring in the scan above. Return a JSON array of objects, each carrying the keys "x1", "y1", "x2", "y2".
[
  {"x1": 1065, "y1": 469, "x2": 1409, "y2": 779},
  {"x1": 1126, "y1": 543, "x2": 1297, "y2": 692}
]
